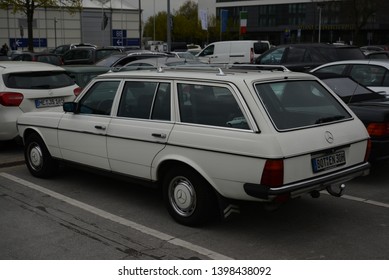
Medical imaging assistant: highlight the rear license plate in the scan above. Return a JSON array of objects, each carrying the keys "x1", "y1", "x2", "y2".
[
  {"x1": 35, "y1": 97, "x2": 65, "y2": 108},
  {"x1": 312, "y1": 150, "x2": 346, "y2": 173}
]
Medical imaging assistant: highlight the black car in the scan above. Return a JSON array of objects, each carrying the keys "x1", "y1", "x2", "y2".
[
  {"x1": 12, "y1": 52, "x2": 63, "y2": 66},
  {"x1": 256, "y1": 43, "x2": 365, "y2": 72},
  {"x1": 314, "y1": 72, "x2": 389, "y2": 161},
  {"x1": 95, "y1": 51, "x2": 173, "y2": 67},
  {"x1": 51, "y1": 43, "x2": 97, "y2": 56},
  {"x1": 62, "y1": 47, "x2": 123, "y2": 65}
]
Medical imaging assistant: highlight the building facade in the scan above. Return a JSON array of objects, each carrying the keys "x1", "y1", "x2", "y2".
[
  {"x1": 0, "y1": 0, "x2": 141, "y2": 51},
  {"x1": 198, "y1": 0, "x2": 389, "y2": 46}
]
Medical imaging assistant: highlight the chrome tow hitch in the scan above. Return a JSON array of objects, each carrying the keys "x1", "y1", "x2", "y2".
[{"x1": 326, "y1": 183, "x2": 346, "y2": 197}]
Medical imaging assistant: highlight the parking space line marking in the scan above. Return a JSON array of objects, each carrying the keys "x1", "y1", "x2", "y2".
[
  {"x1": 0, "y1": 172, "x2": 232, "y2": 260},
  {"x1": 322, "y1": 192, "x2": 389, "y2": 209}
]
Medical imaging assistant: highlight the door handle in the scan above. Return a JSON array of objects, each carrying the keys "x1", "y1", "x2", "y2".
[
  {"x1": 152, "y1": 133, "x2": 166, "y2": 139},
  {"x1": 95, "y1": 125, "x2": 106, "y2": 130}
]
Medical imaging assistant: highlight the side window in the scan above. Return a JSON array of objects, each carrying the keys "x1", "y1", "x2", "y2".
[
  {"x1": 315, "y1": 64, "x2": 346, "y2": 75},
  {"x1": 259, "y1": 47, "x2": 285, "y2": 64},
  {"x1": 199, "y1": 45, "x2": 214, "y2": 56},
  {"x1": 151, "y1": 83, "x2": 171, "y2": 121},
  {"x1": 118, "y1": 81, "x2": 170, "y2": 120},
  {"x1": 350, "y1": 65, "x2": 386, "y2": 86},
  {"x1": 177, "y1": 83, "x2": 249, "y2": 129},
  {"x1": 78, "y1": 81, "x2": 120, "y2": 115},
  {"x1": 286, "y1": 47, "x2": 306, "y2": 63}
]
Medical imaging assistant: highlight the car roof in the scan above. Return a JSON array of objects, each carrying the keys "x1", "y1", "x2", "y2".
[
  {"x1": 99, "y1": 66, "x2": 316, "y2": 82},
  {"x1": 0, "y1": 61, "x2": 66, "y2": 73},
  {"x1": 124, "y1": 57, "x2": 204, "y2": 67},
  {"x1": 312, "y1": 59, "x2": 389, "y2": 69},
  {"x1": 61, "y1": 65, "x2": 112, "y2": 73}
]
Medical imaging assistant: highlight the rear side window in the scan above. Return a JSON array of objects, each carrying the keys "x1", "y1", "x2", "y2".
[
  {"x1": 177, "y1": 83, "x2": 249, "y2": 129},
  {"x1": 336, "y1": 48, "x2": 365, "y2": 60},
  {"x1": 255, "y1": 80, "x2": 352, "y2": 130},
  {"x1": 259, "y1": 47, "x2": 285, "y2": 64},
  {"x1": 118, "y1": 81, "x2": 171, "y2": 120},
  {"x1": 4, "y1": 71, "x2": 76, "y2": 89},
  {"x1": 350, "y1": 64, "x2": 389, "y2": 87}
]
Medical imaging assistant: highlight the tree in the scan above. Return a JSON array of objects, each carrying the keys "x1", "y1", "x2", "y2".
[
  {"x1": 143, "y1": 0, "x2": 206, "y2": 45},
  {"x1": 340, "y1": 0, "x2": 389, "y2": 44},
  {"x1": 0, "y1": 0, "x2": 82, "y2": 51}
]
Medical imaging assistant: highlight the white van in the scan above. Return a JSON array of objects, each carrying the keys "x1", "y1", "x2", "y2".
[{"x1": 196, "y1": 40, "x2": 270, "y2": 64}]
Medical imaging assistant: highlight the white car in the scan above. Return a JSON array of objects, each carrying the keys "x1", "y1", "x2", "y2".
[
  {"x1": 0, "y1": 61, "x2": 79, "y2": 141},
  {"x1": 310, "y1": 59, "x2": 389, "y2": 96},
  {"x1": 17, "y1": 66, "x2": 371, "y2": 226}
]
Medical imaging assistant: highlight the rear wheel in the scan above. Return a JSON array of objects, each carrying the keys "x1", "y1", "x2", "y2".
[
  {"x1": 163, "y1": 166, "x2": 217, "y2": 226},
  {"x1": 24, "y1": 133, "x2": 58, "y2": 178}
]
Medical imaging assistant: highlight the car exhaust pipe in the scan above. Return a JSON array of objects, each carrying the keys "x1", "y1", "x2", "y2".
[
  {"x1": 326, "y1": 183, "x2": 346, "y2": 197},
  {"x1": 310, "y1": 190, "x2": 321, "y2": 198}
]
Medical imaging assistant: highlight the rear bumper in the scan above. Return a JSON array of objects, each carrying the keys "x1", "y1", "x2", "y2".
[{"x1": 244, "y1": 162, "x2": 370, "y2": 200}]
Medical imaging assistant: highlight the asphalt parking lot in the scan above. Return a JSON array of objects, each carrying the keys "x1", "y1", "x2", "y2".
[{"x1": 0, "y1": 140, "x2": 24, "y2": 168}]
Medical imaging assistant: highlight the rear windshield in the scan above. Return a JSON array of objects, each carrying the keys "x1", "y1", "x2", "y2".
[
  {"x1": 255, "y1": 80, "x2": 352, "y2": 130},
  {"x1": 4, "y1": 71, "x2": 76, "y2": 89}
]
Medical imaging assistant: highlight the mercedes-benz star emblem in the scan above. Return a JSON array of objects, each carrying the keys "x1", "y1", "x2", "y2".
[{"x1": 325, "y1": 131, "x2": 334, "y2": 144}]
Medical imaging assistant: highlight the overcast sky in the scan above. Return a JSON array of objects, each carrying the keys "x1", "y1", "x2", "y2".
[{"x1": 132, "y1": 0, "x2": 197, "y2": 20}]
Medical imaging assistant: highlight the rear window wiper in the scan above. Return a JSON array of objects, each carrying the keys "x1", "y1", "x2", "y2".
[{"x1": 315, "y1": 115, "x2": 346, "y2": 124}]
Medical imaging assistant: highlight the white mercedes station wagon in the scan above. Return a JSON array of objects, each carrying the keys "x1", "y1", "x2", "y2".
[{"x1": 17, "y1": 66, "x2": 371, "y2": 226}]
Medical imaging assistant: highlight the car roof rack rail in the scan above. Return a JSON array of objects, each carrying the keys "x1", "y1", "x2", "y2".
[{"x1": 226, "y1": 64, "x2": 291, "y2": 72}]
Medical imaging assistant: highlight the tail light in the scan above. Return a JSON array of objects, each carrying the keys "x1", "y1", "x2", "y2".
[
  {"x1": 250, "y1": 47, "x2": 254, "y2": 64},
  {"x1": 0, "y1": 92, "x2": 24, "y2": 106},
  {"x1": 364, "y1": 139, "x2": 372, "y2": 162},
  {"x1": 260, "y1": 159, "x2": 284, "y2": 187},
  {"x1": 367, "y1": 122, "x2": 389, "y2": 136},
  {"x1": 73, "y1": 87, "x2": 82, "y2": 96}
]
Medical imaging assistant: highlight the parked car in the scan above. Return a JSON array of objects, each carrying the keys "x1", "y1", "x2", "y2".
[
  {"x1": 12, "y1": 52, "x2": 63, "y2": 66},
  {"x1": 256, "y1": 43, "x2": 366, "y2": 72},
  {"x1": 121, "y1": 57, "x2": 206, "y2": 70},
  {"x1": 196, "y1": 40, "x2": 270, "y2": 64},
  {"x1": 0, "y1": 61, "x2": 79, "y2": 141},
  {"x1": 310, "y1": 59, "x2": 389, "y2": 96},
  {"x1": 62, "y1": 47, "x2": 123, "y2": 65},
  {"x1": 313, "y1": 72, "x2": 389, "y2": 161},
  {"x1": 51, "y1": 43, "x2": 97, "y2": 56},
  {"x1": 360, "y1": 45, "x2": 389, "y2": 55},
  {"x1": 95, "y1": 51, "x2": 173, "y2": 67},
  {"x1": 61, "y1": 65, "x2": 111, "y2": 89},
  {"x1": 17, "y1": 66, "x2": 370, "y2": 226},
  {"x1": 365, "y1": 51, "x2": 389, "y2": 60}
]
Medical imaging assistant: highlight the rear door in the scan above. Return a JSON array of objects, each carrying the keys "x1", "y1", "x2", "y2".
[{"x1": 107, "y1": 80, "x2": 174, "y2": 179}]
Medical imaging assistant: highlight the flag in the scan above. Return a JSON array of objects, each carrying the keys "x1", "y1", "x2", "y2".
[
  {"x1": 221, "y1": 9, "x2": 228, "y2": 33},
  {"x1": 101, "y1": 12, "x2": 108, "y2": 30},
  {"x1": 240, "y1": 11, "x2": 248, "y2": 34},
  {"x1": 200, "y1": 9, "x2": 208, "y2": 31}
]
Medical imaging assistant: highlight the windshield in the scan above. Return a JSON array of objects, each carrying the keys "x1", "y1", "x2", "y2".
[{"x1": 255, "y1": 80, "x2": 352, "y2": 130}]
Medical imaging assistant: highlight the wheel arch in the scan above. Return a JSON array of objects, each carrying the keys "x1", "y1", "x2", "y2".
[{"x1": 155, "y1": 158, "x2": 220, "y2": 196}]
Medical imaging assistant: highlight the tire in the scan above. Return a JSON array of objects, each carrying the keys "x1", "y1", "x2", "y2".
[
  {"x1": 24, "y1": 133, "x2": 58, "y2": 178},
  {"x1": 163, "y1": 166, "x2": 217, "y2": 226}
]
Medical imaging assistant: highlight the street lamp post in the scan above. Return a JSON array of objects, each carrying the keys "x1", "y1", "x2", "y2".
[
  {"x1": 167, "y1": 0, "x2": 171, "y2": 52},
  {"x1": 54, "y1": 17, "x2": 57, "y2": 48},
  {"x1": 318, "y1": 5, "x2": 322, "y2": 43}
]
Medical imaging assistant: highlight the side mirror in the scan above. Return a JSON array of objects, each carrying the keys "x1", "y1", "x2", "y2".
[{"x1": 63, "y1": 102, "x2": 77, "y2": 113}]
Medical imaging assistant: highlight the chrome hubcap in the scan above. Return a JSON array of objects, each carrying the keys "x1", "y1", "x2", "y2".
[
  {"x1": 28, "y1": 143, "x2": 43, "y2": 171},
  {"x1": 169, "y1": 176, "x2": 196, "y2": 217}
]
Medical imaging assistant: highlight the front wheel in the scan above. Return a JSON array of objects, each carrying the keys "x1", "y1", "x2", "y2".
[
  {"x1": 163, "y1": 166, "x2": 217, "y2": 226},
  {"x1": 24, "y1": 133, "x2": 58, "y2": 178}
]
